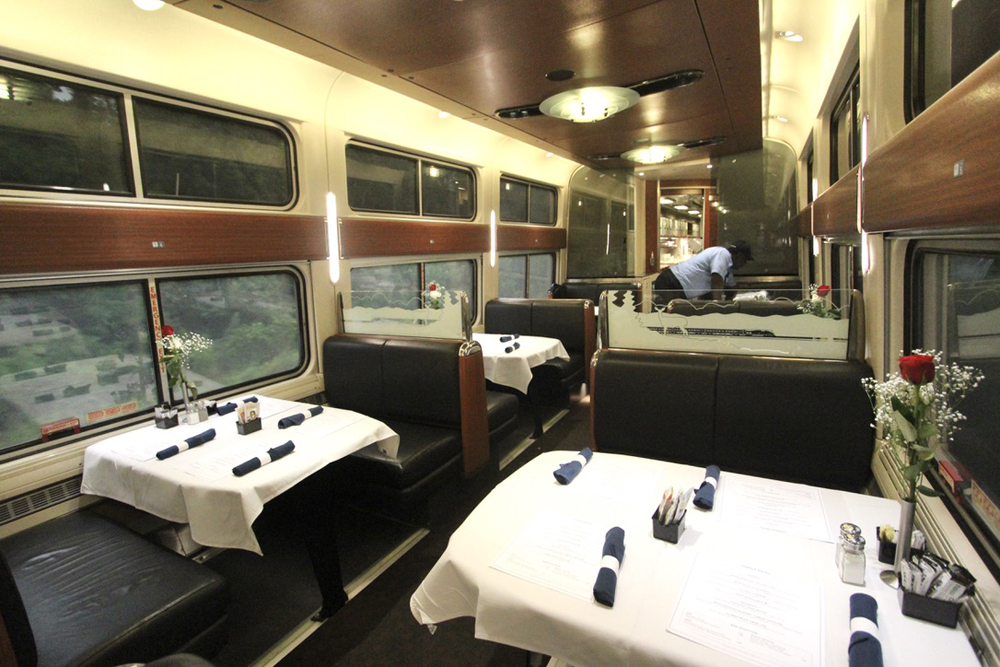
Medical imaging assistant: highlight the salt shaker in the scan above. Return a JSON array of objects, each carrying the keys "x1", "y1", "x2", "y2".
[
  {"x1": 839, "y1": 534, "x2": 866, "y2": 585},
  {"x1": 836, "y1": 522, "x2": 862, "y2": 569}
]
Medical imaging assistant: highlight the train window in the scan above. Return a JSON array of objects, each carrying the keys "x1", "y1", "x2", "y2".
[
  {"x1": 133, "y1": 99, "x2": 293, "y2": 206},
  {"x1": 0, "y1": 66, "x2": 132, "y2": 196},
  {"x1": 498, "y1": 253, "x2": 556, "y2": 298},
  {"x1": 906, "y1": 0, "x2": 1000, "y2": 120},
  {"x1": 830, "y1": 65, "x2": 860, "y2": 184},
  {"x1": 351, "y1": 259, "x2": 477, "y2": 314},
  {"x1": 500, "y1": 177, "x2": 557, "y2": 225},
  {"x1": 346, "y1": 143, "x2": 476, "y2": 219},
  {"x1": 156, "y1": 272, "x2": 306, "y2": 397},
  {"x1": 0, "y1": 281, "x2": 157, "y2": 455},
  {"x1": 912, "y1": 246, "x2": 1000, "y2": 567}
]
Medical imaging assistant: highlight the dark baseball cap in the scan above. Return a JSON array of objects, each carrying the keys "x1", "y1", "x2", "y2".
[{"x1": 732, "y1": 240, "x2": 754, "y2": 260}]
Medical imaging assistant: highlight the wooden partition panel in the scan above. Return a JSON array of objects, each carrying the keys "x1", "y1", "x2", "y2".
[
  {"x1": 1, "y1": 203, "x2": 327, "y2": 275},
  {"x1": 813, "y1": 166, "x2": 859, "y2": 236},
  {"x1": 340, "y1": 217, "x2": 489, "y2": 258},
  {"x1": 458, "y1": 349, "x2": 490, "y2": 476},
  {"x1": 497, "y1": 224, "x2": 566, "y2": 252},
  {"x1": 864, "y1": 52, "x2": 1000, "y2": 232},
  {"x1": 793, "y1": 205, "x2": 813, "y2": 238}
]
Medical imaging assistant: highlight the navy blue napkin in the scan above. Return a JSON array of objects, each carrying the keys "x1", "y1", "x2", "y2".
[
  {"x1": 849, "y1": 593, "x2": 883, "y2": 667},
  {"x1": 503, "y1": 342, "x2": 521, "y2": 353},
  {"x1": 156, "y1": 428, "x2": 216, "y2": 460},
  {"x1": 216, "y1": 402, "x2": 237, "y2": 415},
  {"x1": 278, "y1": 406, "x2": 324, "y2": 429},
  {"x1": 499, "y1": 334, "x2": 520, "y2": 342},
  {"x1": 593, "y1": 526, "x2": 625, "y2": 607},
  {"x1": 553, "y1": 447, "x2": 593, "y2": 485},
  {"x1": 232, "y1": 440, "x2": 296, "y2": 477},
  {"x1": 692, "y1": 465, "x2": 721, "y2": 510}
]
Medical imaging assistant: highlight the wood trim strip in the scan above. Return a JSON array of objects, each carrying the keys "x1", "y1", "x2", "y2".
[
  {"x1": 864, "y1": 51, "x2": 1000, "y2": 233},
  {"x1": 458, "y1": 349, "x2": 490, "y2": 476},
  {"x1": 1, "y1": 203, "x2": 326, "y2": 275},
  {"x1": 644, "y1": 180, "x2": 659, "y2": 273},
  {"x1": 793, "y1": 205, "x2": 813, "y2": 238},
  {"x1": 813, "y1": 166, "x2": 859, "y2": 236},
  {"x1": 339, "y1": 217, "x2": 488, "y2": 258},
  {"x1": 497, "y1": 224, "x2": 566, "y2": 252}
]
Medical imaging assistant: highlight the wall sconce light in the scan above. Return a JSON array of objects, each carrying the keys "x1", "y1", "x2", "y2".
[
  {"x1": 539, "y1": 86, "x2": 639, "y2": 123},
  {"x1": 489, "y1": 210, "x2": 497, "y2": 268},
  {"x1": 326, "y1": 192, "x2": 340, "y2": 284}
]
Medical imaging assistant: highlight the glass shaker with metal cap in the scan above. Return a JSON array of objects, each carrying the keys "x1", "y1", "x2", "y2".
[
  {"x1": 836, "y1": 522, "x2": 862, "y2": 569},
  {"x1": 839, "y1": 534, "x2": 866, "y2": 585}
]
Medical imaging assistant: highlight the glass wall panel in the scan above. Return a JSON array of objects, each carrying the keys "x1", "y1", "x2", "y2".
[
  {"x1": 567, "y1": 167, "x2": 633, "y2": 278},
  {"x1": 0, "y1": 282, "x2": 156, "y2": 454},
  {"x1": 157, "y1": 272, "x2": 305, "y2": 398},
  {"x1": 133, "y1": 99, "x2": 292, "y2": 206},
  {"x1": 0, "y1": 66, "x2": 131, "y2": 195}
]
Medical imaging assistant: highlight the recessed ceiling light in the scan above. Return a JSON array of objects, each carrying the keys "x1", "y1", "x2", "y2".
[
  {"x1": 438, "y1": 111, "x2": 451, "y2": 119},
  {"x1": 133, "y1": 0, "x2": 165, "y2": 9},
  {"x1": 660, "y1": 197, "x2": 675, "y2": 205},
  {"x1": 707, "y1": 164, "x2": 714, "y2": 169},
  {"x1": 545, "y1": 152, "x2": 554, "y2": 158},
  {"x1": 674, "y1": 204, "x2": 689, "y2": 211},
  {"x1": 775, "y1": 30, "x2": 803, "y2": 42},
  {"x1": 770, "y1": 115, "x2": 789, "y2": 123}
]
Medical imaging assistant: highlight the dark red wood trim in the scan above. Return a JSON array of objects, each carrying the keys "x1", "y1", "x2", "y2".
[
  {"x1": 1, "y1": 203, "x2": 326, "y2": 275},
  {"x1": 658, "y1": 180, "x2": 714, "y2": 189},
  {"x1": 497, "y1": 224, "x2": 566, "y2": 252},
  {"x1": 644, "y1": 181, "x2": 659, "y2": 273},
  {"x1": 458, "y1": 349, "x2": 490, "y2": 476},
  {"x1": 813, "y1": 166, "x2": 859, "y2": 236},
  {"x1": 793, "y1": 205, "x2": 813, "y2": 238},
  {"x1": 339, "y1": 217, "x2": 488, "y2": 258},
  {"x1": 864, "y1": 51, "x2": 1000, "y2": 233}
]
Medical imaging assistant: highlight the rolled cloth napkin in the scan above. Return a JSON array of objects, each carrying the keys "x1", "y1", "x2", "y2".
[
  {"x1": 156, "y1": 428, "x2": 216, "y2": 460},
  {"x1": 232, "y1": 441, "x2": 296, "y2": 477},
  {"x1": 849, "y1": 593, "x2": 883, "y2": 667},
  {"x1": 553, "y1": 447, "x2": 593, "y2": 485},
  {"x1": 692, "y1": 464, "x2": 721, "y2": 510},
  {"x1": 216, "y1": 396, "x2": 258, "y2": 416},
  {"x1": 593, "y1": 526, "x2": 625, "y2": 607},
  {"x1": 278, "y1": 406, "x2": 324, "y2": 429}
]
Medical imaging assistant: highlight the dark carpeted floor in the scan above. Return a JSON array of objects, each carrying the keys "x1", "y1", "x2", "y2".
[{"x1": 279, "y1": 396, "x2": 591, "y2": 666}]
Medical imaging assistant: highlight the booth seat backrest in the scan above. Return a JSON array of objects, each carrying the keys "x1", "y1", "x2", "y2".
[
  {"x1": 592, "y1": 349, "x2": 875, "y2": 490},
  {"x1": 484, "y1": 298, "x2": 591, "y2": 354},
  {"x1": 322, "y1": 335, "x2": 462, "y2": 428}
]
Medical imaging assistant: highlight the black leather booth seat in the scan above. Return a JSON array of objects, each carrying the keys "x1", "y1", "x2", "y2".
[
  {"x1": 0, "y1": 511, "x2": 229, "y2": 667},
  {"x1": 484, "y1": 298, "x2": 596, "y2": 405},
  {"x1": 322, "y1": 335, "x2": 518, "y2": 510},
  {"x1": 592, "y1": 349, "x2": 875, "y2": 491}
]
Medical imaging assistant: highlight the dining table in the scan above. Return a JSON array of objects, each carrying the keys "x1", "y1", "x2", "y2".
[
  {"x1": 82, "y1": 394, "x2": 398, "y2": 618},
  {"x1": 410, "y1": 450, "x2": 980, "y2": 666},
  {"x1": 473, "y1": 332, "x2": 570, "y2": 436}
]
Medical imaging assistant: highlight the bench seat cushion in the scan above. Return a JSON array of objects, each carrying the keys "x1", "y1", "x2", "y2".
[
  {"x1": 344, "y1": 419, "x2": 462, "y2": 490},
  {"x1": 485, "y1": 390, "x2": 519, "y2": 433},
  {"x1": 1, "y1": 511, "x2": 229, "y2": 667}
]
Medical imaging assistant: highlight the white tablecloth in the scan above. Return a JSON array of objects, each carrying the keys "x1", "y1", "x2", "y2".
[
  {"x1": 82, "y1": 395, "x2": 398, "y2": 554},
  {"x1": 473, "y1": 333, "x2": 570, "y2": 394},
  {"x1": 410, "y1": 451, "x2": 978, "y2": 667}
]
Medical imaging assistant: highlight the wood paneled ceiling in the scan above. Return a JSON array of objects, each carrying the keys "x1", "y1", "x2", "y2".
[{"x1": 182, "y1": 0, "x2": 762, "y2": 174}]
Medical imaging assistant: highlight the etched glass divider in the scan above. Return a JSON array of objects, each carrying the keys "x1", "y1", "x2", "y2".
[
  {"x1": 341, "y1": 289, "x2": 470, "y2": 339},
  {"x1": 950, "y1": 278, "x2": 1000, "y2": 360},
  {"x1": 604, "y1": 288, "x2": 856, "y2": 360}
]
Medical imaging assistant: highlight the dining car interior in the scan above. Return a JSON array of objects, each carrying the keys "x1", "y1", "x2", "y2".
[{"x1": 2, "y1": 0, "x2": 1000, "y2": 665}]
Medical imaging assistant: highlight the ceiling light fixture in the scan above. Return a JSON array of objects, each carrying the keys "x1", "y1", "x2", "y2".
[
  {"x1": 660, "y1": 197, "x2": 674, "y2": 205},
  {"x1": 770, "y1": 115, "x2": 789, "y2": 123},
  {"x1": 133, "y1": 0, "x2": 165, "y2": 10},
  {"x1": 620, "y1": 144, "x2": 683, "y2": 165},
  {"x1": 775, "y1": 30, "x2": 803, "y2": 42},
  {"x1": 539, "y1": 86, "x2": 639, "y2": 123}
]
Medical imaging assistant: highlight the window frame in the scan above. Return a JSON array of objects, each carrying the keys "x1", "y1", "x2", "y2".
[
  {"x1": 829, "y1": 64, "x2": 861, "y2": 185},
  {"x1": 345, "y1": 141, "x2": 478, "y2": 221},
  {"x1": 0, "y1": 58, "x2": 298, "y2": 210},
  {"x1": 499, "y1": 175, "x2": 558, "y2": 225}
]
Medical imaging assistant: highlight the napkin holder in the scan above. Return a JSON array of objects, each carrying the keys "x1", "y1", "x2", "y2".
[
  {"x1": 154, "y1": 406, "x2": 178, "y2": 429},
  {"x1": 898, "y1": 588, "x2": 962, "y2": 628},
  {"x1": 237, "y1": 417, "x2": 262, "y2": 436},
  {"x1": 652, "y1": 509, "x2": 686, "y2": 544}
]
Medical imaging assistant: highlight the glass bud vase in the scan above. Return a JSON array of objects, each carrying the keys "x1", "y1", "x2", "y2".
[{"x1": 894, "y1": 499, "x2": 917, "y2": 574}]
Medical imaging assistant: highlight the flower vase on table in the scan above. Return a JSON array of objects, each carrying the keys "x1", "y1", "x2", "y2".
[
  {"x1": 864, "y1": 351, "x2": 984, "y2": 587},
  {"x1": 159, "y1": 325, "x2": 213, "y2": 425}
]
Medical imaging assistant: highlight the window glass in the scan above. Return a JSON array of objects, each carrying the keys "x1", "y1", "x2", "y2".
[
  {"x1": 527, "y1": 254, "x2": 556, "y2": 298},
  {"x1": 0, "y1": 66, "x2": 131, "y2": 195},
  {"x1": 157, "y1": 272, "x2": 305, "y2": 398},
  {"x1": 830, "y1": 67, "x2": 860, "y2": 183},
  {"x1": 345, "y1": 144, "x2": 418, "y2": 214},
  {"x1": 499, "y1": 255, "x2": 527, "y2": 297},
  {"x1": 133, "y1": 99, "x2": 292, "y2": 206},
  {"x1": 351, "y1": 260, "x2": 476, "y2": 314},
  {"x1": 0, "y1": 282, "x2": 156, "y2": 454},
  {"x1": 421, "y1": 161, "x2": 474, "y2": 219},
  {"x1": 424, "y1": 260, "x2": 476, "y2": 313},
  {"x1": 500, "y1": 178, "x2": 529, "y2": 222},
  {"x1": 529, "y1": 186, "x2": 557, "y2": 225},
  {"x1": 913, "y1": 248, "x2": 1000, "y2": 559}
]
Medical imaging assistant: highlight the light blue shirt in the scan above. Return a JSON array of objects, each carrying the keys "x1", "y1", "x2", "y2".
[{"x1": 670, "y1": 246, "x2": 735, "y2": 298}]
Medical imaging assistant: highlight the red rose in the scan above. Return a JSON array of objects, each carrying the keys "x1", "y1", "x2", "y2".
[
  {"x1": 899, "y1": 354, "x2": 935, "y2": 384},
  {"x1": 162, "y1": 325, "x2": 174, "y2": 336},
  {"x1": 817, "y1": 285, "x2": 831, "y2": 297},
  {"x1": 428, "y1": 283, "x2": 437, "y2": 291}
]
